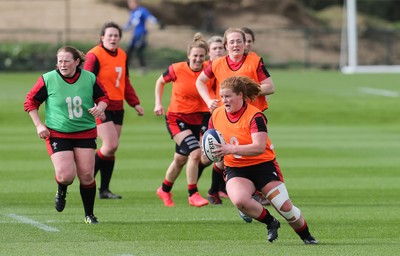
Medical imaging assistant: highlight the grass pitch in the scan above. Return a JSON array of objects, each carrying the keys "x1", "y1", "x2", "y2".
[{"x1": 1, "y1": 69, "x2": 399, "y2": 256}]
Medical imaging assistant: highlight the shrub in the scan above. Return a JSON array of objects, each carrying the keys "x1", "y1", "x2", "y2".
[{"x1": 0, "y1": 42, "x2": 187, "y2": 71}]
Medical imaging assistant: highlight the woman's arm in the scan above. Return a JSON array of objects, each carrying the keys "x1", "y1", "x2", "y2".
[{"x1": 154, "y1": 74, "x2": 166, "y2": 116}]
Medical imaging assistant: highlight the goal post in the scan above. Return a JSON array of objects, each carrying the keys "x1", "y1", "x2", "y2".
[{"x1": 340, "y1": 0, "x2": 400, "y2": 74}]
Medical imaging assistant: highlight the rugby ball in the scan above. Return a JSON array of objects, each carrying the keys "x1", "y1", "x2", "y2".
[{"x1": 202, "y1": 128, "x2": 225, "y2": 162}]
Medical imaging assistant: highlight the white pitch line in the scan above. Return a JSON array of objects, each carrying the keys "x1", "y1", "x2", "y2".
[
  {"x1": 360, "y1": 87, "x2": 399, "y2": 97},
  {"x1": 6, "y1": 213, "x2": 59, "y2": 232}
]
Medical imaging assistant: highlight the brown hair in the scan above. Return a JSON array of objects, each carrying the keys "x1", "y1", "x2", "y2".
[
  {"x1": 57, "y1": 46, "x2": 86, "y2": 66},
  {"x1": 220, "y1": 76, "x2": 260, "y2": 101},
  {"x1": 241, "y1": 27, "x2": 255, "y2": 42},
  {"x1": 100, "y1": 21, "x2": 122, "y2": 39},
  {"x1": 187, "y1": 32, "x2": 208, "y2": 55}
]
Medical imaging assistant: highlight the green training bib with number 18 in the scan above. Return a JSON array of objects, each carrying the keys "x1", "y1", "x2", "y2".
[{"x1": 43, "y1": 69, "x2": 97, "y2": 133}]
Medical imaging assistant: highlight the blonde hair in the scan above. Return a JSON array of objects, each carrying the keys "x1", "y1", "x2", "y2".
[
  {"x1": 220, "y1": 76, "x2": 260, "y2": 101},
  {"x1": 223, "y1": 27, "x2": 246, "y2": 46},
  {"x1": 223, "y1": 28, "x2": 249, "y2": 54},
  {"x1": 187, "y1": 32, "x2": 208, "y2": 55},
  {"x1": 207, "y1": 35, "x2": 223, "y2": 46}
]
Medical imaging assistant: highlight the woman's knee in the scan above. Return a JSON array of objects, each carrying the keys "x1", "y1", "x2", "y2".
[
  {"x1": 77, "y1": 171, "x2": 95, "y2": 185},
  {"x1": 173, "y1": 153, "x2": 188, "y2": 168},
  {"x1": 230, "y1": 197, "x2": 249, "y2": 210},
  {"x1": 188, "y1": 147, "x2": 201, "y2": 161},
  {"x1": 98, "y1": 125, "x2": 120, "y2": 155},
  {"x1": 101, "y1": 141, "x2": 119, "y2": 155},
  {"x1": 55, "y1": 171, "x2": 75, "y2": 184}
]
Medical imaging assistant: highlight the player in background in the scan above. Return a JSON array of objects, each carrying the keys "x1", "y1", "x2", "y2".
[
  {"x1": 207, "y1": 35, "x2": 226, "y2": 62},
  {"x1": 124, "y1": 0, "x2": 163, "y2": 72},
  {"x1": 196, "y1": 27, "x2": 274, "y2": 113},
  {"x1": 84, "y1": 21, "x2": 144, "y2": 199},
  {"x1": 209, "y1": 75, "x2": 318, "y2": 245},
  {"x1": 197, "y1": 35, "x2": 228, "y2": 205},
  {"x1": 154, "y1": 33, "x2": 214, "y2": 208},
  {"x1": 24, "y1": 46, "x2": 109, "y2": 224},
  {"x1": 242, "y1": 27, "x2": 255, "y2": 52}
]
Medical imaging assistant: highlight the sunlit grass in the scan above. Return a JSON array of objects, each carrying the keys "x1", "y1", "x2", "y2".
[{"x1": 1, "y1": 70, "x2": 400, "y2": 255}]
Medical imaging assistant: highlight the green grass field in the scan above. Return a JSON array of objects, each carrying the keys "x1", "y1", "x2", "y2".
[{"x1": 1, "y1": 69, "x2": 399, "y2": 256}]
